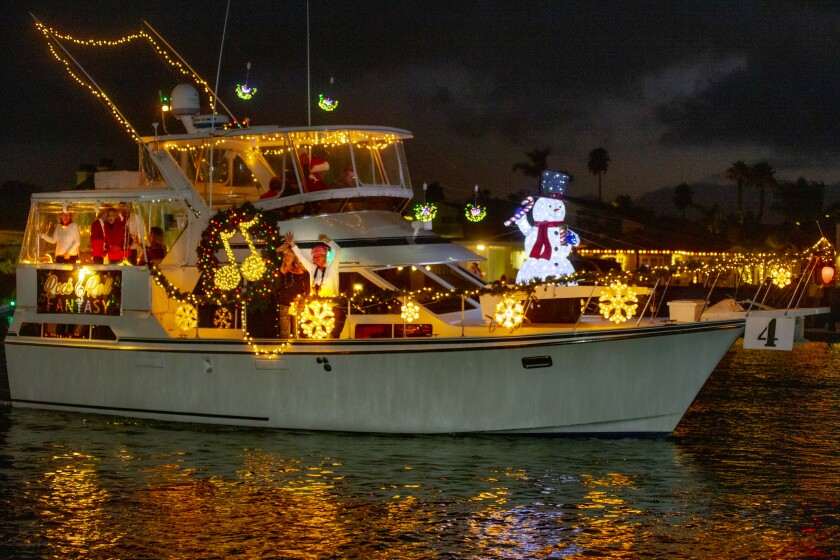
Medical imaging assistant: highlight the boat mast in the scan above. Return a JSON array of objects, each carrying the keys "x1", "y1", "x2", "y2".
[
  {"x1": 307, "y1": 0, "x2": 312, "y2": 126},
  {"x1": 206, "y1": 0, "x2": 232, "y2": 210}
]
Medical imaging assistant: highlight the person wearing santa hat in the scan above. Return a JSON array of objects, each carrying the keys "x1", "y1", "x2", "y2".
[
  {"x1": 285, "y1": 231, "x2": 346, "y2": 337},
  {"x1": 306, "y1": 157, "x2": 330, "y2": 192},
  {"x1": 285, "y1": 232, "x2": 341, "y2": 297}
]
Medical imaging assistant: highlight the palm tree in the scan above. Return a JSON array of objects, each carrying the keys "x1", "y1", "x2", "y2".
[
  {"x1": 512, "y1": 147, "x2": 552, "y2": 180},
  {"x1": 587, "y1": 148, "x2": 610, "y2": 203},
  {"x1": 672, "y1": 183, "x2": 693, "y2": 220},
  {"x1": 748, "y1": 161, "x2": 776, "y2": 224},
  {"x1": 725, "y1": 160, "x2": 750, "y2": 221}
]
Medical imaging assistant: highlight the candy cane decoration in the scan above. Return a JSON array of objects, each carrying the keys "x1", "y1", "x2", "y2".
[{"x1": 504, "y1": 197, "x2": 535, "y2": 226}]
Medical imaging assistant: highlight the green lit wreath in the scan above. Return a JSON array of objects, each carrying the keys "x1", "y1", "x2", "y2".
[{"x1": 196, "y1": 203, "x2": 283, "y2": 303}]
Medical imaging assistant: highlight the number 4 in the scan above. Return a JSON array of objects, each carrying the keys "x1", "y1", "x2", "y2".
[{"x1": 757, "y1": 318, "x2": 777, "y2": 347}]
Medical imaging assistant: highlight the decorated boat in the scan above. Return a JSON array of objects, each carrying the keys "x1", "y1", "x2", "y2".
[{"x1": 3, "y1": 20, "x2": 829, "y2": 435}]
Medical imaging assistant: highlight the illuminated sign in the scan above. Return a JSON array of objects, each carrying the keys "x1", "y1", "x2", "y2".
[{"x1": 37, "y1": 268, "x2": 122, "y2": 316}]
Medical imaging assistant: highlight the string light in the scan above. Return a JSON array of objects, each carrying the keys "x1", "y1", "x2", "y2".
[{"x1": 36, "y1": 23, "x2": 230, "y2": 122}]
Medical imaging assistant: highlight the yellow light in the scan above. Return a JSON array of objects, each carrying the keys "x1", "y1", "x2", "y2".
[
  {"x1": 476, "y1": 244, "x2": 486, "y2": 251},
  {"x1": 295, "y1": 298, "x2": 335, "y2": 339},
  {"x1": 401, "y1": 299, "x2": 420, "y2": 322},
  {"x1": 353, "y1": 283, "x2": 363, "y2": 292},
  {"x1": 598, "y1": 282, "x2": 638, "y2": 324},
  {"x1": 771, "y1": 266, "x2": 792, "y2": 288},
  {"x1": 494, "y1": 296, "x2": 525, "y2": 330},
  {"x1": 161, "y1": 104, "x2": 170, "y2": 112},
  {"x1": 175, "y1": 303, "x2": 198, "y2": 331}
]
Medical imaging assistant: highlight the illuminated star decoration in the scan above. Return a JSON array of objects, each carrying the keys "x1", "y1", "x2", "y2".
[
  {"x1": 236, "y1": 61, "x2": 257, "y2": 100},
  {"x1": 771, "y1": 266, "x2": 792, "y2": 288},
  {"x1": 292, "y1": 297, "x2": 336, "y2": 339},
  {"x1": 175, "y1": 303, "x2": 198, "y2": 331},
  {"x1": 598, "y1": 282, "x2": 638, "y2": 324},
  {"x1": 213, "y1": 307, "x2": 233, "y2": 329},
  {"x1": 465, "y1": 185, "x2": 487, "y2": 222},
  {"x1": 401, "y1": 299, "x2": 420, "y2": 322},
  {"x1": 494, "y1": 296, "x2": 525, "y2": 330},
  {"x1": 318, "y1": 93, "x2": 338, "y2": 111}
]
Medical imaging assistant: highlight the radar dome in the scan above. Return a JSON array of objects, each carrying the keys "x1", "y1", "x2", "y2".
[{"x1": 170, "y1": 84, "x2": 200, "y2": 116}]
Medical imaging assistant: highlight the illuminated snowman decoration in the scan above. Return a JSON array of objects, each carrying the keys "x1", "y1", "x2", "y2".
[{"x1": 506, "y1": 171, "x2": 580, "y2": 284}]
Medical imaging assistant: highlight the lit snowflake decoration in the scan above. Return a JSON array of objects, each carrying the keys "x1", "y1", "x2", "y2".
[
  {"x1": 464, "y1": 203, "x2": 487, "y2": 223},
  {"x1": 293, "y1": 298, "x2": 335, "y2": 339},
  {"x1": 401, "y1": 299, "x2": 420, "y2": 322},
  {"x1": 236, "y1": 84, "x2": 257, "y2": 100},
  {"x1": 176, "y1": 302, "x2": 198, "y2": 331},
  {"x1": 213, "y1": 307, "x2": 233, "y2": 329},
  {"x1": 494, "y1": 295, "x2": 525, "y2": 330},
  {"x1": 318, "y1": 93, "x2": 338, "y2": 111},
  {"x1": 598, "y1": 282, "x2": 638, "y2": 324},
  {"x1": 413, "y1": 203, "x2": 438, "y2": 222},
  {"x1": 771, "y1": 266, "x2": 792, "y2": 288}
]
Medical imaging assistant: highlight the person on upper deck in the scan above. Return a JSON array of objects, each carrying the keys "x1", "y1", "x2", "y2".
[
  {"x1": 260, "y1": 176, "x2": 283, "y2": 199},
  {"x1": 330, "y1": 165, "x2": 356, "y2": 189},
  {"x1": 306, "y1": 158, "x2": 330, "y2": 192},
  {"x1": 40, "y1": 210, "x2": 80, "y2": 264}
]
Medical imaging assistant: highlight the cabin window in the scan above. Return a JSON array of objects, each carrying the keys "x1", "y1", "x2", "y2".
[
  {"x1": 18, "y1": 322, "x2": 116, "y2": 340},
  {"x1": 20, "y1": 200, "x2": 189, "y2": 265}
]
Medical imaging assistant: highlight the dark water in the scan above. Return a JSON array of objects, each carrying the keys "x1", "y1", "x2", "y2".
[{"x1": 1, "y1": 341, "x2": 838, "y2": 559}]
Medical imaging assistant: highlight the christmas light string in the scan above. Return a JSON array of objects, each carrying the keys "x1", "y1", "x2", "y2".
[{"x1": 33, "y1": 19, "x2": 237, "y2": 130}]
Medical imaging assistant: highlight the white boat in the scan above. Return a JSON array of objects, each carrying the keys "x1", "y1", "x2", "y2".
[{"x1": 3, "y1": 27, "x2": 828, "y2": 434}]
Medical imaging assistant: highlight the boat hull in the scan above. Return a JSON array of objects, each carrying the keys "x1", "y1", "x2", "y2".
[{"x1": 4, "y1": 320, "x2": 744, "y2": 435}]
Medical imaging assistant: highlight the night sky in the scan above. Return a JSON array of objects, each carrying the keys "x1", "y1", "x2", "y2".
[{"x1": 3, "y1": 0, "x2": 840, "y2": 203}]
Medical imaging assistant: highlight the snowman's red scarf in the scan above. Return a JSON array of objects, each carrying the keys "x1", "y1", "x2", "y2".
[{"x1": 530, "y1": 221, "x2": 566, "y2": 259}]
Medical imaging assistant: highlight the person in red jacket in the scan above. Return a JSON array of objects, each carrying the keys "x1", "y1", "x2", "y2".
[
  {"x1": 102, "y1": 207, "x2": 127, "y2": 263},
  {"x1": 90, "y1": 208, "x2": 107, "y2": 264}
]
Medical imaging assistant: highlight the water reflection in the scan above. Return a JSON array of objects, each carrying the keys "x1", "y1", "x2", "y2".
[{"x1": 1, "y1": 341, "x2": 838, "y2": 558}]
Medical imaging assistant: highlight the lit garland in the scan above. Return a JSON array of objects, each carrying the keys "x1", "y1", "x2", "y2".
[
  {"x1": 598, "y1": 282, "x2": 638, "y2": 324},
  {"x1": 494, "y1": 296, "x2": 525, "y2": 330},
  {"x1": 401, "y1": 299, "x2": 420, "y2": 322},
  {"x1": 465, "y1": 203, "x2": 487, "y2": 223},
  {"x1": 414, "y1": 203, "x2": 438, "y2": 222},
  {"x1": 292, "y1": 297, "x2": 336, "y2": 339},
  {"x1": 34, "y1": 22, "x2": 236, "y2": 132},
  {"x1": 175, "y1": 303, "x2": 198, "y2": 331},
  {"x1": 318, "y1": 93, "x2": 338, "y2": 111}
]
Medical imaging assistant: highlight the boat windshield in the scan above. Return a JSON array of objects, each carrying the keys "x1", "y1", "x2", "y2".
[
  {"x1": 20, "y1": 199, "x2": 190, "y2": 265},
  {"x1": 159, "y1": 128, "x2": 411, "y2": 207}
]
